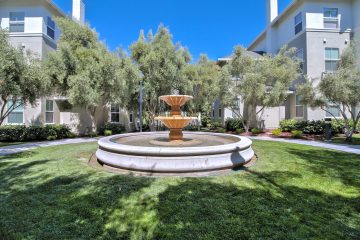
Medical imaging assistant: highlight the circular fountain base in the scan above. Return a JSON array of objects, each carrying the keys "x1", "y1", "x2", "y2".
[{"x1": 96, "y1": 132, "x2": 254, "y2": 174}]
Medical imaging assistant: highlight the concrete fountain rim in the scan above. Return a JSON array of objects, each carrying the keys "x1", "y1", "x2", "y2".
[{"x1": 98, "y1": 131, "x2": 252, "y2": 157}]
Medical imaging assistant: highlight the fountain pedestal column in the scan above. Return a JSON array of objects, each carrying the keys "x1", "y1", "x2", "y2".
[{"x1": 169, "y1": 128, "x2": 183, "y2": 141}]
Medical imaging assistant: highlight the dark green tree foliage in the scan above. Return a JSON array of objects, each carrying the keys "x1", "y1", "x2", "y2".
[
  {"x1": 222, "y1": 46, "x2": 299, "y2": 131},
  {"x1": 130, "y1": 25, "x2": 191, "y2": 130},
  {"x1": 298, "y1": 43, "x2": 360, "y2": 142},
  {"x1": 0, "y1": 29, "x2": 47, "y2": 125},
  {"x1": 45, "y1": 18, "x2": 140, "y2": 131},
  {"x1": 185, "y1": 54, "x2": 221, "y2": 115}
]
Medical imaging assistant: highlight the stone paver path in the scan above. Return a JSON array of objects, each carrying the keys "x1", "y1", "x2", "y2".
[
  {"x1": 1, "y1": 136, "x2": 359, "y2": 157},
  {"x1": 249, "y1": 136, "x2": 360, "y2": 155},
  {"x1": 0, "y1": 138, "x2": 98, "y2": 156}
]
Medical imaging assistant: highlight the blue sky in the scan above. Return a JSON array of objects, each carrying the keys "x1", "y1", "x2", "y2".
[{"x1": 53, "y1": 0, "x2": 292, "y2": 61}]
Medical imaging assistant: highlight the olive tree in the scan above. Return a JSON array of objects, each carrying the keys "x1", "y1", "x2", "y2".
[
  {"x1": 298, "y1": 43, "x2": 360, "y2": 142},
  {"x1": 130, "y1": 25, "x2": 191, "y2": 130},
  {"x1": 0, "y1": 29, "x2": 47, "y2": 125},
  {"x1": 45, "y1": 18, "x2": 139, "y2": 132},
  {"x1": 222, "y1": 46, "x2": 299, "y2": 132},
  {"x1": 185, "y1": 54, "x2": 221, "y2": 115}
]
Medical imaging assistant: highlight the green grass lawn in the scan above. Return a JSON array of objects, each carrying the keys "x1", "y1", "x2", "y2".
[
  {"x1": 331, "y1": 134, "x2": 360, "y2": 145},
  {"x1": 0, "y1": 142, "x2": 24, "y2": 147},
  {"x1": 0, "y1": 141, "x2": 359, "y2": 239}
]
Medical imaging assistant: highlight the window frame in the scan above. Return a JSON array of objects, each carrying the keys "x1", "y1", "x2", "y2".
[
  {"x1": 295, "y1": 48, "x2": 304, "y2": 73},
  {"x1": 294, "y1": 12, "x2": 303, "y2": 35},
  {"x1": 325, "y1": 104, "x2": 341, "y2": 118},
  {"x1": 323, "y1": 8, "x2": 339, "y2": 29},
  {"x1": 295, "y1": 95, "x2": 305, "y2": 118},
  {"x1": 218, "y1": 108, "x2": 222, "y2": 118},
  {"x1": 110, "y1": 104, "x2": 120, "y2": 123},
  {"x1": 46, "y1": 16, "x2": 55, "y2": 40},
  {"x1": 324, "y1": 48, "x2": 340, "y2": 73},
  {"x1": 45, "y1": 100, "x2": 54, "y2": 124},
  {"x1": 9, "y1": 12, "x2": 25, "y2": 33},
  {"x1": 7, "y1": 100, "x2": 24, "y2": 125}
]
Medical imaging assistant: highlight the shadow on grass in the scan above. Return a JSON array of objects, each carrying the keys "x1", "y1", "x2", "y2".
[
  {"x1": 286, "y1": 147, "x2": 360, "y2": 188},
  {"x1": 0, "y1": 143, "x2": 359, "y2": 239},
  {"x1": 152, "y1": 177, "x2": 359, "y2": 240}
]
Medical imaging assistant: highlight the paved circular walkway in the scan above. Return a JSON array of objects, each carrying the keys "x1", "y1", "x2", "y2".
[
  {"x1": 0, "y1": 138, "x2": 98, "y2": 156},
  {"x1": 0, "y1": 136, "x2": 359, "y2": 156},
  {"x1": 249, "y1": 136, "x2": 360, "y2": 155}
]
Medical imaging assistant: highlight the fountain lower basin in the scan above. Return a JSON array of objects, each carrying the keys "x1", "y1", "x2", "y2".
[{"x1": 96, "y1": 131, "x2": 254, "y2": 174}]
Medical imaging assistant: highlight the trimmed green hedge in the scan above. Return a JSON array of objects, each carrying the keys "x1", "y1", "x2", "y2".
[
  {"x1": 98, "y1": 123, "x2": 125, "y2": 135},
  {"x1": 280, "y1": 119, "x2": 360, "y2": 135},
  {"x1": 225, "y1": 118, "x2": 244, "y2": 131},
  {"x1": 0, "y1": 124, "x2": 74, "y2": 142}
]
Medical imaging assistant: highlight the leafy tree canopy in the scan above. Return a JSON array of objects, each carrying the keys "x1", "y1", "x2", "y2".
[
  {"x1": 45, "y1": 17, "x2": 140, "y2": 130},
  {"x1": 298, "y1": 43, "x2": 360, "y2": 141},
  {"x1": 0, "y1": 29, "x2": 47, "y2": 125}
]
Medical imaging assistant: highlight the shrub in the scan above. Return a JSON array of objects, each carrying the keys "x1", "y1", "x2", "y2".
[
  {"x1": 46, "y1": 135, "x2": 57, "y2": 141},
  {"x1": 201, "y1": 115, "x2": 212, "y2": 128},
  {"x1": 0, "y1": 125, "x2": 26, "y2": 141},
  {"x1": 301, "y1": 120, "x2": 324, "y2": 134},
  {"x1": 217, "y1": 127, "x2": 226, "y2": 133},
  {"x1": 272, "y1": 129, "x2": 282, "y2": 137},
  {"x1": 251, "y1": 128, "x2": 263, "y2": 134},
  {"x1": 291, "y1": 130, "x2": 303, "y2": 138},
  {"x1": 236, "y1": 128, "x2": 245, "y2": 134},
  {"x1": 280, "y1": 119, "x2": 299, "y2": 132},
  {"x1": 99, "y1": 123, "x2": 125, "y2": 135},
  {"x1": 0, "y1": 124, "x2": 73, "y2": 142},
  {"x1": 104, "y1": 130, "x2": 112, "y2": 136},
  {"x1": 225, "y1": 118, "x2": 244, "y2": 131}
]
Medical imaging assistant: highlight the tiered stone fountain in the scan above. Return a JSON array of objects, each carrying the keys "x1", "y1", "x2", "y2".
[
  {"x1": 155, "y1": 95, "x2": 196, "y2": 141},
  {"x1": 96, "y1": 95, "x2": 254, "y2": 176}
]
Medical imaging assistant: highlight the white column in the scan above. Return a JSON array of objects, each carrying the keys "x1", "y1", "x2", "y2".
[
  {"x1": 266, "y1": 0, "x2": 278, "y2": 24},
  {"x1": 72, "y1": 0, "x2": 85, "y2": 25}
]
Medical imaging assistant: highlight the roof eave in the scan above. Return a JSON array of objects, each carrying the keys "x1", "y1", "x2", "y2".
[
  {"x1": 46, "y1": 0, "x2": 66, "y2": 17},
  {"x1": 247, "y1": 0, "x2": 301, "y2": 50}
]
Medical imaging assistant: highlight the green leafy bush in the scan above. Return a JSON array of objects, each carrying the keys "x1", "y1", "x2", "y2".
[
  {"x1": 300, "y1": 120, "x2": 324, "y2": 134},
  {"x1": 272, "y1": 129, "x2": 282, "y2": 137},
  {"x1": 99, "y1": 123, "x2": 125, "y2": 135},
  {"x1": 236, "y1": 128, "x2": 245, "y2": 134},
  {"x1": 104, "y1": 130, "x2": 112, "y2": 136},
  {"x1": 291, "y1": 130, "x2": 303, "y2": 138},
  {"x1": 279, "y1": 119, "x2": 299, "y2": 132},
  {"x1": 0, "y1": 125, "x2": 26, "y2": 141},
  {"x1": 46, "y1": 135, "x2": 57, "y2": 141},
  {"x1": 251, "y1": 128, "x2": 263, "y2": 134},
  {"x1": 225, "y1": 118, "x2": 244, "y2": 131},
  {"x1": 217, "y1": 127, "x2": 226, "y2": 133},
  {"x1": 0, "y1": 124, "x2": 73, "y2": 142}
]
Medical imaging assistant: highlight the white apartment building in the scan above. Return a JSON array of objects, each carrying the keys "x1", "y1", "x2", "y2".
[
  {"x1": 215, "y1": 0, "x2": 360, "y2": 128},
  {"x1": 0, "y1": 0, "x2": 133, "y2": 134}
]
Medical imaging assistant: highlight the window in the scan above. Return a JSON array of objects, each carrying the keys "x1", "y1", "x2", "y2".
[
  {"x1": 47, "y1": 17, "x2": 55, "y2": 39},
  {"x1": 7, "y1": 100, "x2": 23, "y2": 124},
  {"x1": 326, "y1": 104, "x2": 340, "y2": 117},
  {"x1": 324, "y1": 8, "x2": 339, "y2": 29},
  {"x1": 129, "y1": 113, "x2": 133, "y2": 123},
  {"x1": 295, "y1": 95, "x2": 304, "y2": 118},
  {"x1": 212, "y1": 110, "x2": 215, "y2": 118},
  {"x1": 45, "y1": 100, "x2": 54, "y2": 123},
  {"x1": 325, "y1": 48, "x2": 340, "y2": 72},
  {"x1": 9, "y1": 12, "x2": 25, "y2": 33},
  {"x1": 111, "y1": 104, "x2": 120, "y2": 122},
  {"x1": 295, "y1": 49, "x2": 304, "y2": 72},
  {"x1": 218, "y1": 108, "x2": 222, "y2": 118},
  {"x1": 294, "y1": 12, "x2": 303, "y2": 35}
]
